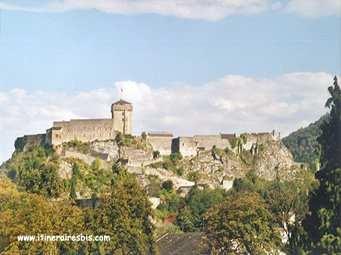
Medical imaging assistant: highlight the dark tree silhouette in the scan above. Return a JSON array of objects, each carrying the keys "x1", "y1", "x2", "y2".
[{"x1": 303, "y1": 76, "x2": 341, "y2": 254}]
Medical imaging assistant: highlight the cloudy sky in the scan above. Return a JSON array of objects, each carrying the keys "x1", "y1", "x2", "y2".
[{"x1": 0, "y1": 0, "x2": 340, "y2": 162}]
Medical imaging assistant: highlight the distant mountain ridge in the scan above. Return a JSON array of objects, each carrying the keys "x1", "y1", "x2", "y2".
[{"x1": 282, "y1": 114, "x2": 329, "y2": 163}]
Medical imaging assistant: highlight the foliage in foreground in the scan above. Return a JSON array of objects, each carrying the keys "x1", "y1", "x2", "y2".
[
  {"x1": 0, "y1": 176, "x2": 157, "y2": 255},
  {"x1": 303, "y1": 76, "x2": 341, "y2": 254},
  {"x1": 205, "y1": 192, "x2": 281, "y2": 255},
  {"x1": 233, "y1": 170, "x2": 318, "y2": 254},
  {"x1": 1, "y1": 146, "x2": 63, "y2": 198}
]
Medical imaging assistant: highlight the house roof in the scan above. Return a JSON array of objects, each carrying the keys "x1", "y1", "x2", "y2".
[
  {"x1": 112, "y1": 99, "x2": 132, "y2": 105},
  {"x1": 157, "y1": 233, "x2": 206, "y2": 255},
  {"x1": 148, "y1": 131, "x2": 173, "y2": 137},
  {"x1": 220, "y1": 133, "x2": 236, "y2": 139}
]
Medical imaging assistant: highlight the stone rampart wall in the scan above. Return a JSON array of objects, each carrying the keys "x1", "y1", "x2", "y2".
[
  {"x1": 50, "y1": 119, "x2": 115, "y2": 145},
  {"x1": 172, "y1": 137, "x2": 197, "y2": 157},
  {"x1": 194, "y1": 135, "x2": 231, "y2": 150},
  {"x1": 147, "y1": 135, "x2": 173, "y2": 155}
]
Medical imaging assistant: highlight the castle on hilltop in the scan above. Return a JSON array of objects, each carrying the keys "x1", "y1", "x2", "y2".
[
  {"x1": 15, "y1": 101, "x2": 280, "y2": 156},
  {"x1": 15, "y1": 100, "x2": 133, "y2": 150},
  {"x1": 46, "y1": 99, "x2": 132, "y2": 146}
]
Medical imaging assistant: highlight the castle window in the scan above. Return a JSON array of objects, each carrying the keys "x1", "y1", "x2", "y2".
[{"x1": 122, "y1": 112, "x2": 124, "y2": 116}]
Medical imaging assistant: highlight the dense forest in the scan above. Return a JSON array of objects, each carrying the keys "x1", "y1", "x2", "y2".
[
  {"x1": 0, "y1": 77, "x2": 340, "y2": 254},
  {"x1": 282, "y1": 114, "x2": 329, "y2": 164}
]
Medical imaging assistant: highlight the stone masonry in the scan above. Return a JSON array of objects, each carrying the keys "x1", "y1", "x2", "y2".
[
  {"x1": 16, "y1": 100, "x2": 280, "y2": 158},
  {"x1": 16, "y1": 100, "x2": 133, "y2": 149}
]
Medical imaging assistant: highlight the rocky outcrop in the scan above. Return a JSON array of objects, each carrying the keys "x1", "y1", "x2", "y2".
[
  {"x1": 178, "y1": 140, "x2": 301, "y2": 187},
  {"x1": 53, "y1": 135, "x2": 301, "y2": 194},
  {"x1": 91, "y1": 140, "x2": 120, "y2": 161},
  {"x1": 253, "y1": 141, "x2": 301, "y2": 180}
]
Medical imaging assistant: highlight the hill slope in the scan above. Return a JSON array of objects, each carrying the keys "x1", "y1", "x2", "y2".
[{"x1": 282, "y1": 114, "x2": 329, "y2": 163}]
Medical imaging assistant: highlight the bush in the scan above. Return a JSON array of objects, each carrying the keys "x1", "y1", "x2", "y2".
[
  {"x1": 227, "y1": 137, "x2": 239, "y2": 149},
  {"x1": 177, "y1": 167, "x2": 184, "y2": 176},
  {"x1": 240, "y1": 133, "x2": 250, "y2": 144},
  {"x1": 170, "y1": 152, "x2": 183, "y2": 164},
  {"x1": 240, "y1": 150, "x2": 253, "y2": 165},
  {"x1": 162, "y1": 157, "x2": 177, "y2": 173},
  {"x1": 162, "y1": 180, "x2": 173, "y2": 191},
  {"x1": 153, "y1": 150, "x2": 161, "y2": 159},
  {"x1": 63, "y1": 140, "x2": 90, "y2": 154},
  {"x1": 188, "y1": 172, "x2": 200, "y2": 182}
]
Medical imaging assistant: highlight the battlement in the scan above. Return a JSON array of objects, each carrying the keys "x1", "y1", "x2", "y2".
[
  {"x1": 16, "y1": 100, "x2": 281, "y2": 157},
  {"x1": 18, "y1": 100, "x2": 133, "y2": 148},
  {"x1": 167, "y1": 131, "x2": 281, "y2": 157},
  {"x1": 147, "y1": 132, "x2": 174, "y2": 155}
]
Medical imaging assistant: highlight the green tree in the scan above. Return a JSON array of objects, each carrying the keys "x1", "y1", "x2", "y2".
[
  {"x1": 282, "y1": 114, "x2": 329, "y2": 163},
  {"x1": 111, "y1": 162, "x2": 129, "y2": 184},
  {"x1": 91, "y1": 158, "x2": 101, "y2": 171},
  {"x1": 161, "y1": 180, "x2": 173, "y2": 191},
  {"x1": 6, "y1": 146, "x2": 63, "y2": 198},
  {"x1": 0, "y1": 178, "x2": 84, "y2": 255},
  {"x1": 92, "y1": 178, "x2": 157, "y2": 254},
  {"x1": 177, "y1": 205, "x2": 195, "y2": 232},
  {"x1": 170, "y1": 152, "x2": 183, "y2": 164},
  {"x1": 115, "y1": 132, "x2": 126, "y2": 146},
  {"x1": 188, "y1": 171, "x2": 200, "y2": 182},
  {"x1": 303, "y1": 76, "x2": 341, "y2": 253},
  {"x1": 178, "y1": 186, "x2": 226, "y2": 232},
  {"x1": 265, "y1": 176, "x2": 317, "y2": 255},
  {"x1": 153, "y1": 150, "x2": 160, "y2": 159},
  {"x1": 157, "y1": 189, "x2": 182, "y2": 215},
  {"x1": 205, "y1": 192, "x2": 281, "y2": 255}
]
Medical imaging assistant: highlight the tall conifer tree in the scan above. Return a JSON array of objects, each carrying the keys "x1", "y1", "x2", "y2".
[{"x1": 303, "y1": 76, "x2": 341, "y2": 253}]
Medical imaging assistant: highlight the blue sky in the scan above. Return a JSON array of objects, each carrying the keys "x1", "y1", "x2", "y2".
[{"x1": 0, "y1": 0, "x2": 340, "y2": 162}]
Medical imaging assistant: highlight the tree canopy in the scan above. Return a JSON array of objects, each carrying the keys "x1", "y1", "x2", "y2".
[
  {"x1": 303, "y1": 76, "x2": 341, "y2": 253},
  {"x1": 0, "y1": 175, "x2": 157, "y2": 255},
  {"x1": 205, "y1": 192, "x2": 281, "y2": 255},
  {"x1": 282, "y1": 114, "x2": 329, "y2": 163}
]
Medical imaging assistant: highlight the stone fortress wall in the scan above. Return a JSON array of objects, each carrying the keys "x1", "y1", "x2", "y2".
[
  {"x1": 146, "y1": 132, "x2": 173, "y2": 156},
  {"x1": 46, "y1": 119, "x2": 116, "y2": 146},
  {"x1": 171, "y1": 137, "x2": 197, "y2": 157},
  {"x1": 15, "y1": 100, "x2": 133, "y2": 150},
  {"x1": 166, "y1": 131, "x2": 280, "y2": 157},
  {"x1": 15, "y1": 100, "x2": 280, "y2": 158}
]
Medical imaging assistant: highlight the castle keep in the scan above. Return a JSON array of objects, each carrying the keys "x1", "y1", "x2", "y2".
[
  {"x1": 15, "y1": 100, "x2": 133, "y2": 149},
  {"x1": 15, "y1": 101, "x2": 280, "y2": 156}
]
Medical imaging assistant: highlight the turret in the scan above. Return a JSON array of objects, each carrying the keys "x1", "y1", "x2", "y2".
[{"x1": 111, "y1": 99, "x2": 133, "y2": 134}]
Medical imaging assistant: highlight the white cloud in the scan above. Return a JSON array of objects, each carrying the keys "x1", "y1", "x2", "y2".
[
  {"x1": 2, "y1": 0, "x2": 339, "y2": 20},
  {"x1": 285, "y1": 0, "x2": 341, "y2": 17},
  {"x1": 1, "y1": 0, "x2": 269, "y2": 20},
  {"x1": 0, "y1": 72, "x2": 333, "y2": 162}
]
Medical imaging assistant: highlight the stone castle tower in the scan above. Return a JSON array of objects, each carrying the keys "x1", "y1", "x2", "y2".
[
  {"x1": 29, "y1": 99, "x2": 135, "y2": 146},
  {"x1": 111, "y1": 99, "x2": 133, "y2": 135}
]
